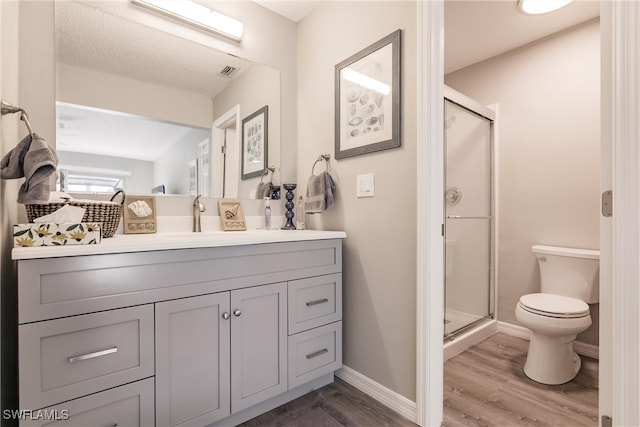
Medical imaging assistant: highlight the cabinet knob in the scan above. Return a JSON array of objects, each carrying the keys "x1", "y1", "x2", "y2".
[
  {"x1": 222, "y1": 312, "x2": 230, "y2": 320},
  {"x1": 233, "y1": 309, "x2": 242, "y2": 317}
]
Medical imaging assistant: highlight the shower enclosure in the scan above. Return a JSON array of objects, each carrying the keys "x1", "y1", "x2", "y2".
[{"x1": 444, "y1": 88, "x2": 495, "y2": 339}]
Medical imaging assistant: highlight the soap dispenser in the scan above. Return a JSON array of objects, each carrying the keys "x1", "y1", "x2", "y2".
[{"x1": 264, "y1": 197, "x2": 271, "y2": 229}]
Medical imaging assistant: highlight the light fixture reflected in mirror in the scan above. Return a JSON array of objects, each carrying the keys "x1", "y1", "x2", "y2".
[
  {"x1": 131, "y1": 0, "x2": 244, "y2": 41},
  {"x1": 517, "y1": 0, "x2": 573, "y2": 15}
]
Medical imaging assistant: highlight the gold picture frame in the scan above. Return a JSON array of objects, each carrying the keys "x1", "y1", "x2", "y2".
[
  {"x1": 218, "y1": 200, "x2": 247, "y2": 231},
  {"x1": 123, "y1": 195, "x2": 157, "y2": 234}
]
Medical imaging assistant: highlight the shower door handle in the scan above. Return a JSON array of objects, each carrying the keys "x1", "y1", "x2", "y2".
[{"x1": 446, "y1": 215, "x2": 493, "y2": 220}]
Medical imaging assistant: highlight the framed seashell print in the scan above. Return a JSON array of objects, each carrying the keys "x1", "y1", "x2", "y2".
[
  {"x1": 335, "y1": 29, "x2": 401, "y2": 159},
  {"x1": 218, "y1": 200, "x2": 247, "y2": 231},
  {"x1": 123, "y1": 195, "x2": 157, "y2": 234},
  {"x1": 241, "y1": 105, "x2": 268, "y2": 180}
]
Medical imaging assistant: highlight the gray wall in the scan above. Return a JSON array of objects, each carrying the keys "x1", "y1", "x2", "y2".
[
  {"x1": 446, "y1": 20, "x2": 601, "y2": 345},
  {"x1": 297, "y1": 2, "x2": 418, "y2": 400}
]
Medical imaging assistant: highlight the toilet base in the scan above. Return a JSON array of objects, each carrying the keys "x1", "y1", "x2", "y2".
[{"x1": 523, "y1": 332, "x2": 581, "y2": 385}]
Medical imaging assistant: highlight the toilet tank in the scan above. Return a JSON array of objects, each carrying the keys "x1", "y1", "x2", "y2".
[{"x1": 532, "y1": 245, "x2": 600, "y2": 303}]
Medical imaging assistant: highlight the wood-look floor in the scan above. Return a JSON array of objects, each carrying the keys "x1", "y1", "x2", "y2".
[
  {"x1": 241, "y1": 333, "x2": 597, "y2": 426},
  {"x1": 238, "y1": 377, "x2": 416, "y2": 427},
  {"x1": 443, "y1": 333, "x2": 598, "y2": 427}
]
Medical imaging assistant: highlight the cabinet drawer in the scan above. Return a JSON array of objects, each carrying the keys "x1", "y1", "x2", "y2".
[
  {"x1": 19, "y1": 305, "x2": 154, "y2": 410},
  {"x1": 288, "y1": 322, "x2": 342, "y2": 389},
  {"x1": 288, "y1": 274, "x2": 342, "y2": 335},
  {"x1": 20, "y1": 377, "x2": 154, "y2": 427}
]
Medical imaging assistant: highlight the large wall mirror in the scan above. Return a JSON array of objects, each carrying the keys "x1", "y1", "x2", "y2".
[{"x1": 54, "y1": 0, "x2": 281, "y2": 199}]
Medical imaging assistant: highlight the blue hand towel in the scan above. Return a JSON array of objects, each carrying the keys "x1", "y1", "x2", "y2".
[{"x1": 1, "y1": 133, "x2": 58, "y2": 204}]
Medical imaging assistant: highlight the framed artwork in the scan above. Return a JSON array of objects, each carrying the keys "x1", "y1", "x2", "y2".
[
  {"x1": 123, "y1": 195, "x2": 157, "y2": 234},
  {"x1": 335, "y1": 29, "x2": 401, "y2": 159},
  {"x1": 241, "y1": 105, "x2": 268, "y2": 180},
  {"x1": 218, "y1": 200, "x2": 247, "y2": 231},
  {"x1": 188, "y1": 159, "x2": 198, "y2": 195}
]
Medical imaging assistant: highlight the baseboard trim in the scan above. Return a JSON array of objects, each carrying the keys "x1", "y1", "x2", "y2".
[
  {"x1": 497, "y1": 321, "x2": 599, "y2": 359},
  {"x1": 336, "y1": 365, "x2": 417, "y2": 423}
]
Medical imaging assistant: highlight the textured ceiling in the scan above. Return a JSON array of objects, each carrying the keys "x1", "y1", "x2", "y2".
[
  {"x1": 55, "y1": 0, "x2": 251, "y2": 98},
  {"x1": 55, "y1": 1, "x2": 251, "y2": 160}
]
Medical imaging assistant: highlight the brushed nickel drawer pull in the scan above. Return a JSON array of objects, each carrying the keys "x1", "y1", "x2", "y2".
[
  {"x1": 306, "y1": 298, "x2": 329, "y2": 307},
  {"x1": 68, "y1": 346, "x2": 118, "y2": 363},
  {"x1": 306, "y1": 348, "x2": 328, "y2": 359}
]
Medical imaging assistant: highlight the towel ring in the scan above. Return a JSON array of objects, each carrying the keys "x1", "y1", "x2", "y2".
[
  {"x1": 311, "y1": 154, "x2": 331, "y2": 175},
  {"x1": 1, "y1": 100, "x2": 34, "y2": 136},
  {"x1": 260, "y1": 166, "x2": 275, "y2": 183}
]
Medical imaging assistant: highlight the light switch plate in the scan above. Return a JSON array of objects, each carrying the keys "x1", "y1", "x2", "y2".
[{"x1": 356, "y1": 173, "x2": 375, "y2": 198}]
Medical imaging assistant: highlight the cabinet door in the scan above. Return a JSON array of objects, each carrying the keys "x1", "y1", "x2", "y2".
[
  {"x1": 231, "y1": 282, "x2": 287, "y2": 412},
  {"x1": 156, "y1": 293, "x2": 231, "y2": 427}
]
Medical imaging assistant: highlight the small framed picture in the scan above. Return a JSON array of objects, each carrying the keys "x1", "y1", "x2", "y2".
[
  {"x1": 241, "y1": 106, "x2": 268, "y2": 180},
  {"x1": 218, "y1": 200, "x2": 247, "y2": 231},
  {"x1": 123, "y1": 195, "x2": 157, "y2": 234}
]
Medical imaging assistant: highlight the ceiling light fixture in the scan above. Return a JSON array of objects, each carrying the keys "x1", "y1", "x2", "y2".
[
  {"x1": 517, "y1": 0, "x2": 573, "y2": 15},
  {"x1": 131, "y1": 0, "x2": 243, "y2": 42}
]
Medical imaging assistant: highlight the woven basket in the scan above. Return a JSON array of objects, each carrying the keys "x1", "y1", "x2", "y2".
[{"x1": 25, "y1": 190, "x2": 125, "y2": 238}]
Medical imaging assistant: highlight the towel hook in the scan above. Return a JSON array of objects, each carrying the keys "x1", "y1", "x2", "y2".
[
  {"x1": 1, "y1": 100, "x2": 34, "y2": 136},
  {"x1": 311, "y1": 153, "x2": 331, "y2": 175},
  {"x1": 259, "y1": 166, "x2": 275, "y2": 183}
]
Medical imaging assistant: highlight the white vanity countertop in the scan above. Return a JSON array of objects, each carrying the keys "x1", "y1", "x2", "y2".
[{"x1": 12, "y1": 230, "x2": 347, "y2": 260}]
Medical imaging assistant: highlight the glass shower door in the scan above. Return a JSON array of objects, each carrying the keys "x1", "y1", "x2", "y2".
[{"x1": 444, "y1": 99, "x2": 493, "y2": 337}]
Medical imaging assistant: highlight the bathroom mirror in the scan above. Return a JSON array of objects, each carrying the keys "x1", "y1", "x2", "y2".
[{"x1": 54, "y1": 0, "x2": 281, "y2": 199}]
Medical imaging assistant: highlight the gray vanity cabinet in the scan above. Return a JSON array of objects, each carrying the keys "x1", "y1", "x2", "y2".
[
  {"x1": 16, "y1": 238, "x2": 343, "y2": 427},
  {"x1": 155, "y1": 283, "x2": 287, "y2": 427}
]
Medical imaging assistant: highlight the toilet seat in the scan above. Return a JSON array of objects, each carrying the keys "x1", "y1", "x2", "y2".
[{"x1": 519, "y1": 293, "x2": 589, "y2": 319}]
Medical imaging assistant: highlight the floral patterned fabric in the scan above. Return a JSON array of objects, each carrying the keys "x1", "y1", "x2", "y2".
[{"x1": 13, "y1": 223, "x2": 101, "y2": 247}]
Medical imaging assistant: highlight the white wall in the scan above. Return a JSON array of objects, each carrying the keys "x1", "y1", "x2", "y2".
[
  {"x1": 57, "y1": 151, "x2": 155, "y2": 195},
  {"x1": 298, "y1": 1, "x2": 418, "y2": 400},
  {"x1": 446, "y1": 20, "x2": 601, "y2": 345},
  {"x1": 57, "y1": 63, "x2": 212, "y2": 129}
]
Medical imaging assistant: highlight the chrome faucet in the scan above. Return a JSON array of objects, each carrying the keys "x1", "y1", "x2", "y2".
[{"x1": 193, "y1": 195, "x2": 206, "y2": 232}]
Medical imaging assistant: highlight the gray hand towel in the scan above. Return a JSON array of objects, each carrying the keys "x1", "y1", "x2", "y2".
[
  {"x1": 256, "y1": 181, "x2": 272, "y2": 199},
  {"x1": 304, "y1": 171, "x2": 336, "y2": 214},
  {"x1": 1, "y1": 133, "x2": 58, "y2": 204}
]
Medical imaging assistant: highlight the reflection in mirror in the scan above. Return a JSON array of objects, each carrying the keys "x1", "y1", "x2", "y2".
[
  {"x1": 56, "y1": 102, "x2": 210, "y2": 196},
  {"x1": 54, "y1": 0, "x2": 281, "y2": 199}
]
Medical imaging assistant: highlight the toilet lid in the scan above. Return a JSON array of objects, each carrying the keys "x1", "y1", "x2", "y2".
[{"x1": 519, "y1": 293, "x2": 590, "y2": 318}]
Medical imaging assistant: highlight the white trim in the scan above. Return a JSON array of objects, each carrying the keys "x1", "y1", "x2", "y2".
[
  {"x1": 444, "y1": 319, "x2": 497, "y2": 361},
  {"x1": 497, "y1": 321, "x2": 599, "y2": 360},
  {"x1": 611, "y1": 1, "x2": 640, "y2": 425},
  {"x1": 416, "y1": 1, "x2": 444, "y2": 426},
  {"x1": 211, "y1": 105, "x2": 240, "y2": 198},
  {"x1": 336, "y1": 366, "x2": 416, "y2": 423}
]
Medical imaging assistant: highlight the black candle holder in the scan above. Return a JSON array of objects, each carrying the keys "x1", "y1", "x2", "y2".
[{"x1": 281, "y1": 183, "x2": 297, "y2": 230}]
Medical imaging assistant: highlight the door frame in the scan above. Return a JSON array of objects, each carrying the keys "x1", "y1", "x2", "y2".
[
  {"x1": 211, "y1": 105, "x2": 241, "y2": 198},
  {"x1": 416, "y1": 1, "x2": 640, "y2": 426}
]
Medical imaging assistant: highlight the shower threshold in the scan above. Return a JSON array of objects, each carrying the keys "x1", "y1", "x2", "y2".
[{"x1": 444, "y1": 314, "x2": 494, "y2": 341}]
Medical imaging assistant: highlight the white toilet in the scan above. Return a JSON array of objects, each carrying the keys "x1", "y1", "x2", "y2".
[{"x1": 515, "y1": 245, "x2": 599, "y2": 385}]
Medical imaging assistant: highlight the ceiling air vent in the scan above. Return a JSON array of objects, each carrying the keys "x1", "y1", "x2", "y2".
[{"x1": 219, "y1": 65, "x2": 237, "y2": 77}]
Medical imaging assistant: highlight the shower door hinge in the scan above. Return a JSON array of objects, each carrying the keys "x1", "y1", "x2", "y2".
[
  {"x1": 602, "y1": 415, "x2": 612, "y2": 427},
  {"x1": 602, "y1": 190, "x2": 613, "y2": 217}
]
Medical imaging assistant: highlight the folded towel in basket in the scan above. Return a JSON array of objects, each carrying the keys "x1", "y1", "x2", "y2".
[
  {"x1": 0, "y1": 133, "x2": 58, "y2": 204},
  {"x1": 304, "y1": 171, "x2": 336, "y2": 214}
]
